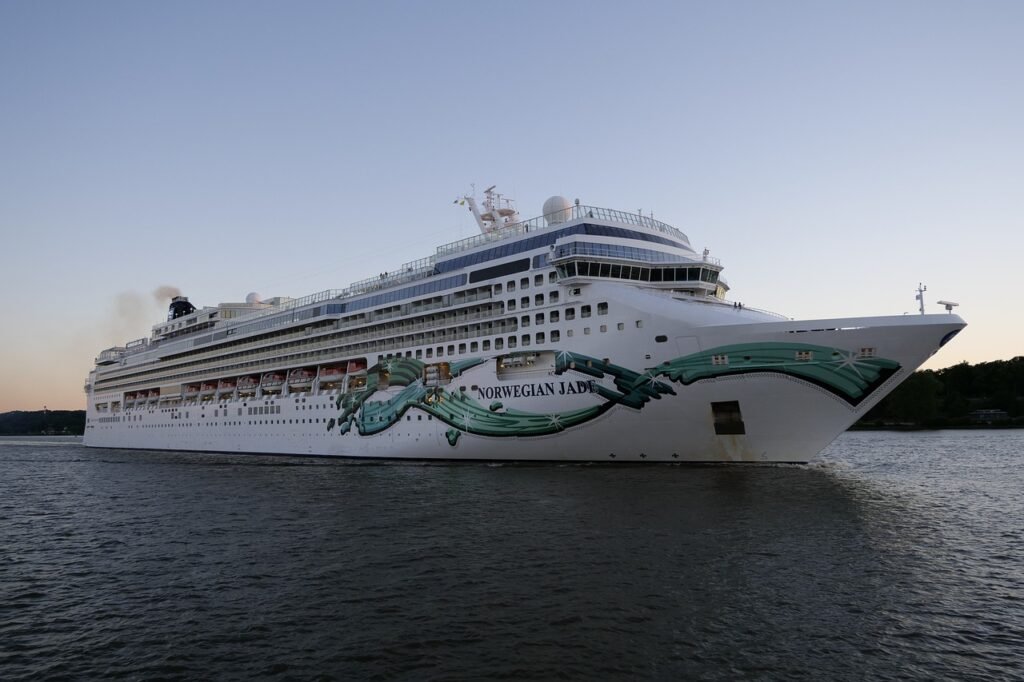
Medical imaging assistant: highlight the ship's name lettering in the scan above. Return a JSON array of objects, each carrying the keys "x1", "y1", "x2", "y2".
[{"x1": 476, "y1": 380, "x2": 596, "y2": 400}]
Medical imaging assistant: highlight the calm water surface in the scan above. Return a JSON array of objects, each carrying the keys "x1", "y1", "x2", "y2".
[{"x1": 1, "y1": 431, "x2": 1022, "y2": 680}]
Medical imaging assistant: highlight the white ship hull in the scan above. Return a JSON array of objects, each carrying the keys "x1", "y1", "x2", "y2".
[
  {"x1": 85, "y1": 283, "x2": 965, "y2": 463},
  {"x1": 84, "y1": 194, "x2": 966, "y2": 463}
]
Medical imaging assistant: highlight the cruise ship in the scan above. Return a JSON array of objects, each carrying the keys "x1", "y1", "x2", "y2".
[{"x1": 84, "y1": 188, "x2": 965, "y2": 462}]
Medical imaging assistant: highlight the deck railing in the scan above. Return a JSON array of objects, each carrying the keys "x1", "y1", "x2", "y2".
[{"x1": 121, "y1": 204, "x2": 692, "y2": 357}]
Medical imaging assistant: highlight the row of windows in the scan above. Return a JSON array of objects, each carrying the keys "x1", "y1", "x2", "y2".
[
  {"x1": 552, "y1": 241, "x2": 699, "y2": 264},
  {"x1": 494, "y1": 272, "x2": 557, "y2": 294},
  {"x1": 121, "y1": 418, "x2": 330, "y2": 427},
  {"x1": 507, "y1": 290, "x2": 561, "y2": 310},
  {"x1": 511, "y1": 303, "x2": 606, "y2": 323},
  {"x1": 557, "y1": 261, "x2": 720, "y2": 284}
]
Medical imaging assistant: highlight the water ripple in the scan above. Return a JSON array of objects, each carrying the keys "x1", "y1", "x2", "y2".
[{"x1": 0, "y1": 431, "x2": 1021, "y2": 679}]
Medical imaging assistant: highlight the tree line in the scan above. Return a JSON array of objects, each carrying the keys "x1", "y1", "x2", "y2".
[
  {"x1": 0, "y1": 410, "x2": 86, "y2": 435},
  {"x1": 857, "y1": 356, "x2": 1024, "y2": 427}
]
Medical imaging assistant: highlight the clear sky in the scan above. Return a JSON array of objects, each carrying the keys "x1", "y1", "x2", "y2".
[{"x1": 1, "y1": 1, "x2": 1021, "y2": 412}]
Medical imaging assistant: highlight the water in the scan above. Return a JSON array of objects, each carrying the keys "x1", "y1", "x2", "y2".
[{"x1": 1, "y1": 432, "x2": 1021, "y2": 680}]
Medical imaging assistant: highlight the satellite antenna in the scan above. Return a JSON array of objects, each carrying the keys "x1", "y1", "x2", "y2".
[{"x1": 936, "y1": 300, "x2": 959, "y2": 313}]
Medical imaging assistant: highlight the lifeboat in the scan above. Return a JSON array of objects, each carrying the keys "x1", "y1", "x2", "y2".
[
  {"x1": 347, "y1": 359, "x2": 367, "y2": 374},
  {"x1": 199, "y1": 382, "x2": 216, "y2": 397},
  {"x1": 318, "y1": 365, "x2": 346, "y2": 387},
  {"x1": 287, "y1": 367, "x2": 315, "y2": 390},
  {"x1": 237, "y1": 375, "x2": 258, "y2": 396},
  {"x1": 124, "y1": 392, "x2": 137, "y2": 407},
  {"x1": 147, "y1": 390, "x2": 160, "y2": 403},
  {"x1": 217, "y1": 379, "x2": 236, "y2": 397},
  {"x1": 184, "y1": 384, "x2": 200, "y2": 400},
  {"x1": 261, "y1": 372, "x2": 285, "y2": 393}
]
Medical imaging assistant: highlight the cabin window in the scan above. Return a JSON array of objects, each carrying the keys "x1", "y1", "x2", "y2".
[
  {"x1": 470, "y1": 341, "x2": 478, "y2": 352},
  {"x1": 494, "y1": 283, "x2": 503, "y2": 295},
  {"x1": 415, "y1": 349, "x2": 422, "y2": 359},
  {"x1": 459, "y1": 343, "x2": 466, "y2": 354},
  {"x1": 550, "y1": 311, "x2": 560, "y2": 323},
  {"x1": 581, "y1": 305, "x2": 591, "y2": 318},
  {"x1": 598, "y1": 302, "x2": 608, "y2": 315},
  {"x1": 482, "y1": 340, "x2": 490, "y2": 351},
  {"x1": 448, "y1": 345, "x2": 455, "y2": 355},
  {"x1": 508, "y1": 299, "x2": 516, "y2": 311},
  {"x1": 535, "y1": 313, "x2": 544, "y2": 325},
  {"x1": 508, "y1": 336, "x2": 517, "y2": 348},
  {"x1": 565, "y1": 308, "x2": 575, "y2": 321},
  {"x1": 617, "y1": 323, "x2": 624, "y2": 331},
  {"x1": 534, "y1": 274, "x2": 543, "y2": 286},
  {"x1": 520, "y1": 277, "x2": 529, "y2": 289},
  {"x1": 521, "y1": 315, "x2": 530, "y2": 328},
  {"x1": 535, "y1": 294, "x2": 544, "y2": 306},
  {"x1": 584, "y1": 327, "x2": 591, "y2": 335},
  {"x1": 507, "y1": 281, "x2": 515, "y2": 292},
  {"x1": 536, "y1": 332, "x2": 545, "y2": 344},
  {"x1": 551, "y1": 330, "x2": 560, "y2": 342},
  {"x1": 521, "y1": 334, "x2": 531, "y2": 346},
  {"x1": 655, "y1": 335, "x2": 667, "y2": 343},
  {"x1": 521, "y1": 297, "x2": 529, "y2": 309},
  {"x1": 549, "y1": 272, "x2": 558, "y2": 284},
  {"x1": 600, "y1": 325, "x2": 607, "y2": 333},
  {"x1": 495, "y1": 338, "x2": 504, "y2": 350},
  {"x1": 548, "y1": 291, "x2": 559, "y2": 303}
]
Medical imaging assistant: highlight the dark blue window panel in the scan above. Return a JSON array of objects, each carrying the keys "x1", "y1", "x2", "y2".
[
  {"x1": 470, "y1": 258, "x2": 530, "y2": 284},
  {"x1": 532, "y1": 253, "x2": 549, "y2": 269}
]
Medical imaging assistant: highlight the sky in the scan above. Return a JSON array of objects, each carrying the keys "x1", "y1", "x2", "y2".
[{"x1": 1, "y1": 0, "x2": 1021, "y2": 411}]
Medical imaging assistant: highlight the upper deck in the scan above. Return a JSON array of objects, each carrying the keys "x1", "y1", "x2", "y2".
[{"x1": 93, "y1": 201, "x2": 701, "y2": 368}]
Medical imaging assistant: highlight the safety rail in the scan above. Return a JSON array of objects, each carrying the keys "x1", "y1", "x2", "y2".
[
  {"x1": 115, "y1": 203, "x2": 691, "y2": 359},
  {"x1": 436, "y1": 204, "x2": 689, "y2": 257}
]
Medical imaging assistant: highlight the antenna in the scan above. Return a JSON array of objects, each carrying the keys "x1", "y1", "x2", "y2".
[
  {"x1": 936, "y1": 300, "x2": 959, "y2": 313},
  {"x1": 915, "y1": 283, "x2": 928, "y2": 315}
]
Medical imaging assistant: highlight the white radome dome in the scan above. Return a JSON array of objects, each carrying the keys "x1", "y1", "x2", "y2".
[
  {"x1": 542, "y1": 195, "x2": 574, "y2": 226},
  {"x1": 245, "y1": 292, "x2": 262, "y2": 305}
]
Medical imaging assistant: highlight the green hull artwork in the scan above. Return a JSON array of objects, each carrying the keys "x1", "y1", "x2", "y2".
[{"x1": 327, "y1": 343, "x2": 900, "y2": 445}]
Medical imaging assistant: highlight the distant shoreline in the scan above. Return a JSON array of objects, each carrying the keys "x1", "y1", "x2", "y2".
[{"x1": 0, "y1": 410, "x2": 85, "y2": 436}]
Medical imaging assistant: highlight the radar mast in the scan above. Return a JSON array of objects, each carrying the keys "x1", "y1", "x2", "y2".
[{"x1": 457, "y1": 184, "x2": 520, "y2": 234}]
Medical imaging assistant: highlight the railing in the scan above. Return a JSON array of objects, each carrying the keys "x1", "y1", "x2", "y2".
[
  {"x1": 435, "y1": 205, "x2": 690, "y2": 257},
  {"x1": 96, "y1": 347, "x2": 125, "y2": 364},
  {"x1": 122, "y1": 204, "x2": 691, "y2": 357}
]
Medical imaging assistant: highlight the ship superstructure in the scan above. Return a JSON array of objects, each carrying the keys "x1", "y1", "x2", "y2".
[{"x1": 84, "y1": 188, "x2": 965, "y2": 462}]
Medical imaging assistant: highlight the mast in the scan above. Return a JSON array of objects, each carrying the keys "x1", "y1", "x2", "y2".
[{"x1": 457, "y1": 184, "x2": 521, "y2": 234}]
